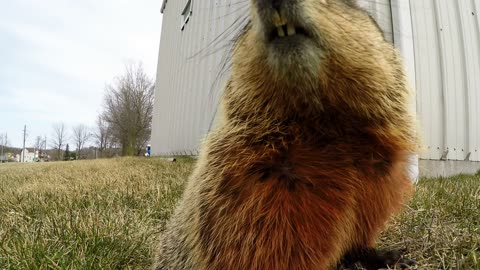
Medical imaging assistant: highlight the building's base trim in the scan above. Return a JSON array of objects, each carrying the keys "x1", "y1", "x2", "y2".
[
  {"x1": 152, "y1": 152, "x2": 480, "y2": 179},
  {"x1": 419, "y1": 159, "x2": 480, "y2": 178}
]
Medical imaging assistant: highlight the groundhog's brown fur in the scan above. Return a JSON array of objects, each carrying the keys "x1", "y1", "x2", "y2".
[{"x1": 154, "y1": 0, "x2": 418, "y2": 269}]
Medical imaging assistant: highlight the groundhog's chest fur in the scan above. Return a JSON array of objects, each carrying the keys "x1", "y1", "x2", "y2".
[{"x1": 196, "y1": 113, "x2": 401, "y2": 270}]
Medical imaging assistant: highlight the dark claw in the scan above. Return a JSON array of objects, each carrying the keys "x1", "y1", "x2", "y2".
[
  {"x1": 397, "y1": 258, "x2": 416, "y2": 268},
  {"x1": 397, "y1": 263, "x2": 411, "y2": 269},
  {"x1": 379, "y1": 250, "x2": 416, "y2": 269}
]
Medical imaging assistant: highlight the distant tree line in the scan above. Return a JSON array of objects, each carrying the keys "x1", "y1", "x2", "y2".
[
  {"x1": 0, "y1": 62, "x2": 155, "y2": 162},
  {"x1": 48, "y1": 62, "x2": 154, "y2": 161}
]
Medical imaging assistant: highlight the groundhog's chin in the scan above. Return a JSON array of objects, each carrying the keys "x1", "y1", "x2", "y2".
[{"x1": 265, "y1": 39, "x2": 324, "y2": 87}]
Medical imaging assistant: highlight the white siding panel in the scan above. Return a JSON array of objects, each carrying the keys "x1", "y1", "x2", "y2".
[
  {"x1": 410, "y1": 0, "x2": 444, "y2": 159},
  {"x1": 460, "y1": 0, "x2": 480, "y2": 161},
  {"x1": 152, "y1": 0, "x2": 247, "y2": 155},
  {"x1": 471, "y1": 0, "x2": 480, "y2": 161},
  {"x1": 436, "y1": 0, "x2": 468, "y2": 160},
  {"x1": 391, "y1": 0, "x2": 416, "y2": 91},
  {"x1": 410, "y1": 0, "x2": 480, "y2": 161}
]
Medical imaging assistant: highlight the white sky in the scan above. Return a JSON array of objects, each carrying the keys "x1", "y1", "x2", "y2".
[{"x1": 0, "y1": 0, "x2": 163, "y2": 148}]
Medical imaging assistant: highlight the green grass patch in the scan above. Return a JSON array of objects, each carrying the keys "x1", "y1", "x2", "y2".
[
  {"x1": 0, "y1": 158, "x2": 193, "y2": 269},
  {"x1": 379, "y1": 174, "x2": 480, "y2": 269},
  {"x1": 0, "y1": 158, "x2": 479, "y2": 269}
]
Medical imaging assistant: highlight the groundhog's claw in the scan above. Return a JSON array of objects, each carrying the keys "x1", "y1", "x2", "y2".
[{"x1": 396, "y1": 258, "x2": 416, "y2": 269}]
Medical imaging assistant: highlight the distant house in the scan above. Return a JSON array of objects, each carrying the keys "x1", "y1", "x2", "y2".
[{"x1": 15, "y1": 148, "x2": 38, "y2": 163}]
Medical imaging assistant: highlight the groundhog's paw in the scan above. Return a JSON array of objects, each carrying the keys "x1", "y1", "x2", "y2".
[
  {"x1": 338, "y1": 248, "x2": 416, "y2": 270},
  {"x1": 363, "y1": 249, "x2": 416, "y2": 270}
]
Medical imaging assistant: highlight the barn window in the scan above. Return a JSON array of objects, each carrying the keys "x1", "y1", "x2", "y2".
[{"x1": 181, "y1": 0, "x2": 193, "y2": 31}]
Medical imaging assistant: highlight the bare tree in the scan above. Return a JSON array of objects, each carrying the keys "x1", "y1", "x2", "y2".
[
  {"x1": 0, "y1": 133, "x2": 8, "y2": 158},
  {"x1": 34, "y1": 136, "x2": 43, "y2": 151},
  {"x1": 102, "y1": 62, "x2": 154, "y2": 156},
  {"x1": 51, "y1": 123, "x2": 67, "y2": 161},
  {"x1": 94, "y1": 115, "x2": 112, "y2": 155},
  {"x1": 33, "y1": 135, "x2": 47, "y2": 159},
  {"x1": 0, "y1": 133, "x2": 7, "y2": 147},
  {"x1": 72, "y1": 124, "x2": 91, "y2": 159},
  {"x1": 33, "y1": 135, "x2": 43, "y2": 158}
]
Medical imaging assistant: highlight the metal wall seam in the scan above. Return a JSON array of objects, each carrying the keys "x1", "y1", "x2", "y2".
[
  {"x1": 472, "y1": 0, "x2": 480, "y2": 161},
  {"x1": 151, "y1": 9, "x2": 162, "y2": 153},
  {"x1": 166, "y1": 0, "x2": 175, "y2": 154},
  {"x1": 185, "y1": 0, "x2": 193, "y2": 154},
  {"x1": 199, "y1": 0, "x2": 211, "y2": 154},
  {"x1": 453, "y1": 0, "x2": 470, "y2": 160},
  {"x1": 202, "y1": 0, "x2": 214, "y2": 149},
  {"x1": 174, "y1": 0, "x2": 186, "y2": 154},
  {"x1": 176, "y1": 0, "x2": 185, "y2": 154},
  {"x1": 457, "y1": 1, "x2": 476, "y2": 161},
  {"x1": 411, "y1": 0, "x2": 442, "y2": 159},
  {"x1": 440, "y1": 0, "x2": 468, "y2": 160},
  {"x1": 183, "y1": 0, "x2": 194, "y2": 154},
  {"x1": 205, "y1": 0, "x2": 216, "y2": 139},
  {"x1": 392, "y1": 0, "x2": 416, "y2": 92},
  {"x1": 431, "y1": 0, "x2": 448, "y2": 160},
  {"x1": 468, "y1": 0, "x2": 480, "y2": 161},
  {"x1": 152, "y1": 1, "x2": 171, "y2": 155},
  {"x1": 190, "y1": 0, "x2": 202, "y2": 155},
  {"x1": 172, "y1": 0, "x2": 183, "y2": 154},
  {"x1": 212, "y1": 0, "x2": 223, "y2": 136},
  {"x1": 213, "y1": 0, "x2": 226, "y2": 132}
]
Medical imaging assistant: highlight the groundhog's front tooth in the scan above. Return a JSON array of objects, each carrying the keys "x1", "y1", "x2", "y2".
[
  {"x1": 287, "y1": 23, "x2": 296, "y2": 36},
  {"x1": 273, "y1": 10, "x2": 282, "y2": 27},
  {"x1": 280, "y1": 9, "x2": 288, "y2": 25},
  {"x1": 277, "y1": 26, "x2": 285, "y2": 37}
]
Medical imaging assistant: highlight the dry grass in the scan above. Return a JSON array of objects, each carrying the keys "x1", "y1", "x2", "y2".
[
  {"x1": 0, "y1": 157, "x2": 194, "y2": 269},
  {"x1": 0, "y1": 157, "x2": 479, "y2": 269},
  {"x1": 379, "y1": 174, "x2": 480, "y2": 270}
]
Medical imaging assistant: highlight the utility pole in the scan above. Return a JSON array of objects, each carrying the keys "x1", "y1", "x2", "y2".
[
  {"x1": 4, "y1": 133, "x2": 7, "y2": 161},
  {"x1": 1, "y1": 132, "x2": 4, "y2": 158},
  {"x1": 22, "y1": 125, "x2": 26, "y2": 163}
]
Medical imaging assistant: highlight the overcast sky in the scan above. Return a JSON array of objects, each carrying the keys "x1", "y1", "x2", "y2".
[{"x1": 0, "y1": 0, "x2": 163, "y2": 148}]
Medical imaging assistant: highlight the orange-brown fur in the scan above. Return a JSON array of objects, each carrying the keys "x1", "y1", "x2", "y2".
[{"x1": 154, "y1": 0, "x2": 418, "y2": 269}]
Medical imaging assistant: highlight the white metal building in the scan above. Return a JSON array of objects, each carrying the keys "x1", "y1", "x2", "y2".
[{"x1": 151, "y1": 0, "x2": 480, "y2": 176}]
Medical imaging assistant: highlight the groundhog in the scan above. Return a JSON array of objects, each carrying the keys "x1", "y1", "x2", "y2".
[{"x1": 154, "y1": 0, "x2": 418, "y2": 269}]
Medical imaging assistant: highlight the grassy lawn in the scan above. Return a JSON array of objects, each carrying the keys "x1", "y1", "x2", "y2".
[
  {"x1": 0, "y1": 158, "x2": 479, "y2": 269},
  {"x1": 0, "y1": 157, "x2": 194, "y2": 269}
]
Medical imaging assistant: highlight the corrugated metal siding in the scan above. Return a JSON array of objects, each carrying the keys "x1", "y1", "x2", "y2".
[
  {"x1": 151, "y1": 0, "x2": 247, "y2": 155},
  {"x1": 411, "y1": 0, "x2": 480, "y2": 161}
]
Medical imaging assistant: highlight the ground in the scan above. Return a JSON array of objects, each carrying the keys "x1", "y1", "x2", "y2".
[{"x1": 0, "y1": 157, "x2": 478, "y2": 269}]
